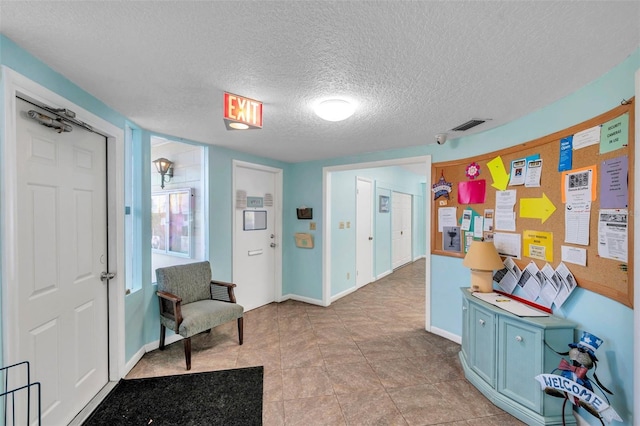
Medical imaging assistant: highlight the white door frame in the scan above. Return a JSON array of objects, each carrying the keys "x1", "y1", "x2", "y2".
[
  {"x1": 1, "y1": 67, "x2": 126, "y2": 382},
  {"x1": 323, "y1": 156, "x2": 432, "y2": 330},
  {"x1": 231, "y1": 160, "x2": 283, "y2": 302}
]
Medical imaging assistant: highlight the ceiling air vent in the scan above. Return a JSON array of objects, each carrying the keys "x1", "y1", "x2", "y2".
[{"x1": 451, "y1": 119, "x2": 486, "y2": 132}]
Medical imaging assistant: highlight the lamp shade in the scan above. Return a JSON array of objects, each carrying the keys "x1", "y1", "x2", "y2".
[
  {"x1": 153, "y1": 158, "x2": 173, "y2": 174},
  {"x1": 463, "y1": 241, "x2": 504, "y2": 271}
]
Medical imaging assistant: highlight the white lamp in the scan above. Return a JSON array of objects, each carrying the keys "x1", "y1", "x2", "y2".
[{"x1": 463, "y1": 241, "x2": 504, "y2": 293}]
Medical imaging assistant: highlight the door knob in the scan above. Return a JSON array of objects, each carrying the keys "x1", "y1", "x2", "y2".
[
  {"x1": 479, "y1": 319, "x2": 485, "y2": 326},
  {"x1": 270, "y1": 243, "x2": 276, "y2": 248}
]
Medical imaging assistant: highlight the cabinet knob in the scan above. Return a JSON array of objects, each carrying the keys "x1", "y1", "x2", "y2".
[
  {"x1": 515, "y1": 335, "x2": 523, "y2": 342},
  {"x1": 479, "y1": 319, "x2": 485, "y2": 326},
  {"x1": 462, "y1": 306, "x2": 467, "y2": 311}
]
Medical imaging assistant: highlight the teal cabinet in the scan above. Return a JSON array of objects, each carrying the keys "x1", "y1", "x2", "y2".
[{"x1": 459, "y1": 288, "x2": 576, "y2": 425}]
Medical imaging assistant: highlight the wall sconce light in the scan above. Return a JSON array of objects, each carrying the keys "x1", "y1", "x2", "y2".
[
  {"x1": 462, "y1": 241, "x2": 504, "y2": 292},
  {"x1": 153, "y1": 157, "x2": 174, "y2": 189}
]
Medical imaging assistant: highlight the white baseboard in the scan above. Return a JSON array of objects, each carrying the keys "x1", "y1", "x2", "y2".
[
  {"x1": 330, "y1": 286, "x2": 358, "y2": 303},
  {"x1": 376, "y1": 270, "x2": 392, "y2": 280},
  {"x1": 430, "y1": 326, "x2": 462, "y2": 345},
  {"x1": 280, "y1": 293, "x2": 326, "y2": 306},
  {"x1": 124, "y1": 333, "x2": 183, "y2": 375}
]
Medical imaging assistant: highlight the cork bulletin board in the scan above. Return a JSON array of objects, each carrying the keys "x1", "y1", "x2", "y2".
[{"x1": 431, "y1": 100, "x2": 634, "y2": 308}]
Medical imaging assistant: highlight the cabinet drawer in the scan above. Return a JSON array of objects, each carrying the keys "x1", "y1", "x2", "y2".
[
  {"x1": 469, "y1": 303, "x2": 495, "y2": 386},
  {"x1": 497, "y1": 317, "x2": 542, "y2": 411}
]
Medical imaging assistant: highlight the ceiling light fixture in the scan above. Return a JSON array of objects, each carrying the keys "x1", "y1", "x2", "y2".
[{"x1": 314, "y1": 99, "x2": 355, "y2": 122}]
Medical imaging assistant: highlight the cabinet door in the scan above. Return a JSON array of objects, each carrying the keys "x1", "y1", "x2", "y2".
[
  {"x1": 497, "y1": 317, "x2": 543, "y2": 411},
  {"x1": 461, "y1": 297, "x2": 470, "y2": 360},
  {"x1": 469, "y1": 302, "x2": 495, "y2": 386}
]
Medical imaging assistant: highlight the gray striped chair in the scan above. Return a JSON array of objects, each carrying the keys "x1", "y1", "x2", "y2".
[{"x1": 156, "y1": 261, "x2": 244, "y2": 370}]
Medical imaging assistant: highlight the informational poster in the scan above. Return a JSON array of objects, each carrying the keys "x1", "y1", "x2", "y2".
[
  {"x1": 525, "y1": 159, "x2": 543, "y2": 187},
  {"x1": 573, "y1": 125, "x2": 601, "y2": 150},
  {"x1": 438, "y1": 207, "x2": 457, "y2": 232},
  {"x1": 554, "y1": 262, "x2": 578, "y2": 308},
  {"x1": 539, "y1": 263, "x2": 561, "y2": 308},
  {"x1": 483, "y1": 209, "x2": 494, "y2": 232},
  {"x1": 495, "y1": 190, "x2": 517, "y2": 231},
  {"x1": 600, "y1": 156, "x2": 628, "y2": 209},
  {"x1": 558, "y1": 136, "x2": 573, "y2": 171},
  {"x1": 561, "y1": 165, "x2": 597, "y2": 204},
  {"x1": 523, "y1": 230, "x2": 553, "y2": 262},
  {"x1": 597, "y1": 209, "x2": 628, "y2": 261},
  {"x1": 516, "y1": 261, "x2": 543, "y2": 300},
  {"x1": 442, "y1": 226, "x2": 461, "y2": 253},
  {"x1": 493, "y1": 232, "x2": 521, "y2": 259},
  {"x1": 600, "y1": 113, "x2": 628, "y2": 154},
  {"x1": 564, "y1": 201, "x2": 591, "y2": 246},
  {"x1": 509, "y1": 158, "x2": 527, "y2": 186},
  {"x1": 561, "y1": 245, "x2": 587, "y2": 266}
]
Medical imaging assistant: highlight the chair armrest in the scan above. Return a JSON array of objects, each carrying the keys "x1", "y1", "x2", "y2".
[
  {"x1": 210, "y1": 280, "x2": 237, "y2": 303},
  {"x1": 156, "y1": 290, "x2": 183, "y2": 330}
]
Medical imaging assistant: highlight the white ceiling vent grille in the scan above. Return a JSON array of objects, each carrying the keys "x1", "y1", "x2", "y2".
[{"x1": 451, "y1": 119, "x2": 486, "y2": 132}]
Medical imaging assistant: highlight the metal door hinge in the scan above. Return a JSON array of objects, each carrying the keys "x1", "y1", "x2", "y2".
[{"x1": 100, "y1": 271, "x2": 116, "y2": 282}]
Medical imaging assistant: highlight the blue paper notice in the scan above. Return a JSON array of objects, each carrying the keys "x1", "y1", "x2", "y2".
[{"x1": 558, "y1": 136, "x2": 573, "y2": 172}]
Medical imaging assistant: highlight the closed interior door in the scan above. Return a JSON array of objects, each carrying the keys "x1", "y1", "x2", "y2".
[
  {"x1": 15, "y1": 98, "x2": 109, "y2": 425},
  {"x1": 356, "y1": 178, "x2": 373, "y2": 288},
  {"x1": 233, "y1": 162, "x2": 280, "y2": 311},
  {"x1": 392, "y1": 191, "x2": 412, "y2": 269}
]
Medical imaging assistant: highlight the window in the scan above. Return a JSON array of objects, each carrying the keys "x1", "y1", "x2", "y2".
[{"x1": 152, "y1": 188, "x2": 194, "y2": 258}]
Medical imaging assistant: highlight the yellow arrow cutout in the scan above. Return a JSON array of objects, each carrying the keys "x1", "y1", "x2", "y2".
[
  {"x1": 487, "y1": 156, "x2": 510, "y2": 191},
  {"x1": 520, "y1": 193, "x2": 556, "y2": 223}
]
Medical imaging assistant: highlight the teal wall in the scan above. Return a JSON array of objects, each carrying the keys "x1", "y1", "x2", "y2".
[
  {"x1": 329, "y1": 166, "x2": 426, "y2": 296},
  {"x1": 1, "y1": 33, "x2": 638, "y2": 424}
]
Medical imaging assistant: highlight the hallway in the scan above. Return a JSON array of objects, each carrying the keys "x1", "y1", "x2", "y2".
[{"x1": 127, "y1": 259, "x2": 523, "y2": 425}]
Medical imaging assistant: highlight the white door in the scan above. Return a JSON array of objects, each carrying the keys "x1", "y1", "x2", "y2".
[
  {"x1": 14, "y1": 98, "x2": 109, "y2": 424},
  {"x1": 356, "y1": 178, "x2": 373, "y2": 288},
  {"x1": 233, "y1": 162, "x2": 282, "y2": 311},
  {"x1": 392, "y1": 191, "x2": 412, "y2": 269}
]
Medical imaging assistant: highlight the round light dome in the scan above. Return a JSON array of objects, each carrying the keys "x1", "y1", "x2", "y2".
[
  {"x1": 229, "y1": 122, "x2": 250, "y2": 130},
  {"x1": 314, "y1": 99, "x2": 355, "y2": 122}
]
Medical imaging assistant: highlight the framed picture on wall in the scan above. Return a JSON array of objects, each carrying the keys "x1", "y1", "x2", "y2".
[{"x1": 379, "y1": 195, "x2": 390, "y2": 213}]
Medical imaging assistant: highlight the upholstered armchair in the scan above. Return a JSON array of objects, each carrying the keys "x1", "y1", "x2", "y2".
[{"x1": 156, "y1": 261, "x2": 244, "y2": 370}]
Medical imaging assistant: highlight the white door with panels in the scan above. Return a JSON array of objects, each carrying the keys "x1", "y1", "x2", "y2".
[
  {"x1": 356, "y1": 178, "x2": 374, "y2": 288},
  {"x1": 233, "y1": 161, "x2": 282, "y2": 311},
  {"x1": 14, "y1": 98, "x2": 109, "y2": 425},
  {"x1": 392, "y1": 191, "x2": 413, "y2": 269}
]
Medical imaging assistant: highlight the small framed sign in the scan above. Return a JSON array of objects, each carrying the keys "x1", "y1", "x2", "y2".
[{"x1": 379, "y1": 195, "x2": 390, "y2": 213}]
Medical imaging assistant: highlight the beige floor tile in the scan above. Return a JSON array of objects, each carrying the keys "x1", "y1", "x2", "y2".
[
  {"x1": 127, "y1": 260, "x2": 522, "y2": 425},
  {"x1": 282, "y1": 366, "x2": 334, "y2": 400},
  {"x1": 336, "y1": 390, "x2": 408, "y2": 425},
  {"x1": 325, "y1": 362, "x2": 385, "y2": 395},
  {"x1": 283, "y1": 395, "x2": 346, "y2": 426}
]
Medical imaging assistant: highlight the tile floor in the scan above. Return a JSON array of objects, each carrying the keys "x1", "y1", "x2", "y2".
[{"x1": 127, "y1": 259, "x2": 524, "y2": 425}]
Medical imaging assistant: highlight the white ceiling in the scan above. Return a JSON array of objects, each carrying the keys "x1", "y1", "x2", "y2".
[{"x1": 1, "y1": 1, "x2": 638, "y2": 163}]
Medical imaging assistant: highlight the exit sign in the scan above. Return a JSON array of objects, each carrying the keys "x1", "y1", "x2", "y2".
[{"x1": 223, "y1": 92, "x2": 263, "y2": 129}]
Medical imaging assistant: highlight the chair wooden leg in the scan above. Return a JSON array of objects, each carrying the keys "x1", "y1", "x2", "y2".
[
  {"x1": 237, "y1": 317, "x2": 244, "y2": 345},
  {"x1": 184, "y1": 337, "x2": 192, "y2": 370},
  {"x1": 159, "y1": 324, "x2": 166, "y2": 350}
]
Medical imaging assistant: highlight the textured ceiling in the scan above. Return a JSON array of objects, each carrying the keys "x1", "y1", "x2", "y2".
[{"x1": 1, "y1": 1, "x2": 638, "y2": 163}]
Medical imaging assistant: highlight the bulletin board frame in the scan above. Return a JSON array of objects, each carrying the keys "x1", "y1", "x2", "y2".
[{"x1": 431, "y1": 100, "x2": 634, "y2": 308}]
